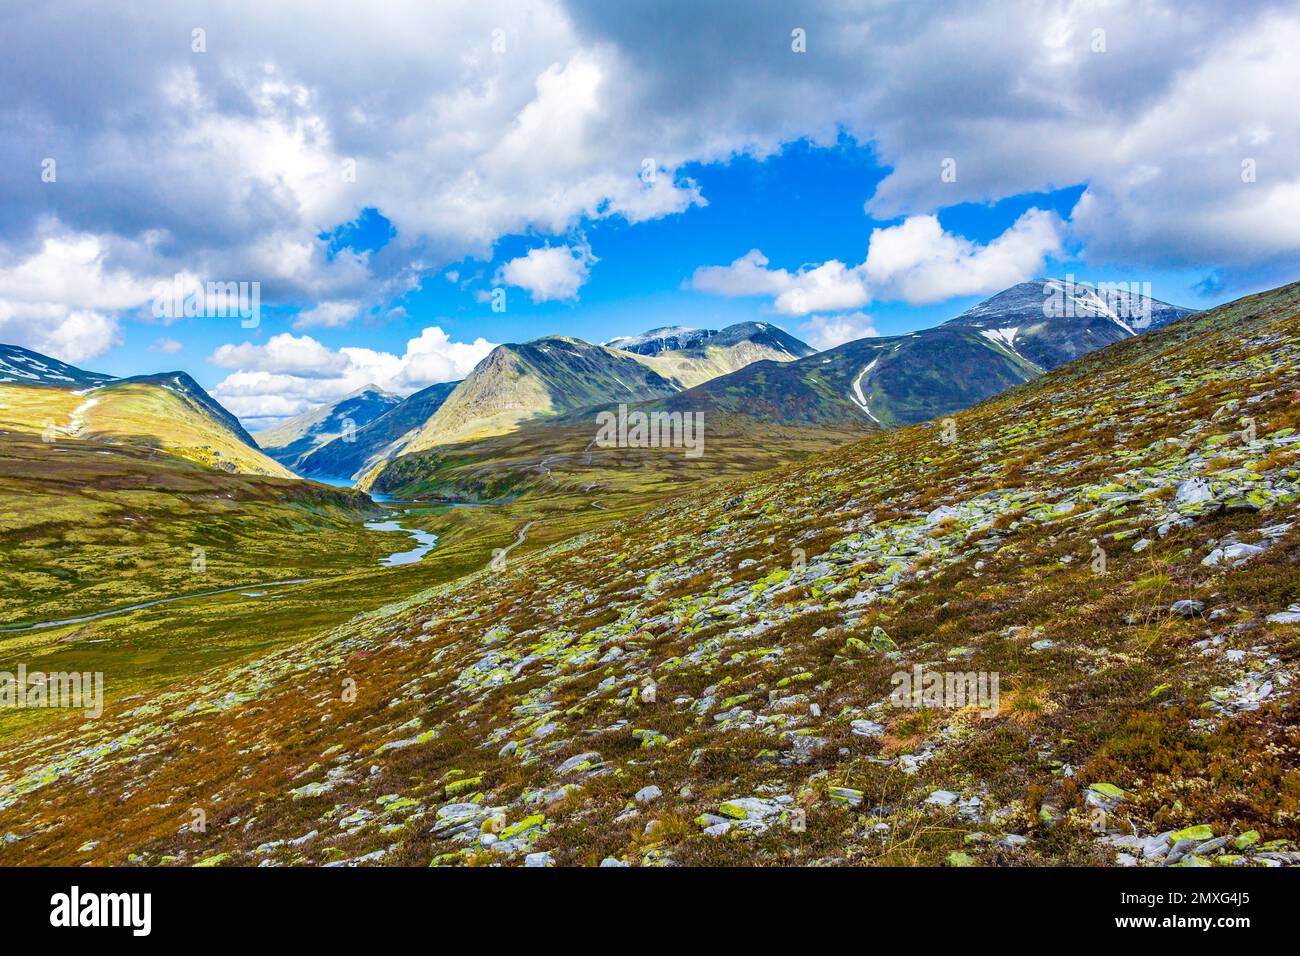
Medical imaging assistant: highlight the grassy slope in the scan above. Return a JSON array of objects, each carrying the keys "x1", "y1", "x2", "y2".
[
  {"x1": 0, "y1": 431, "x2": 380, "y2": 628},
  {"x1": 0, "y1": 380, "x2": 294, "y2": 479},
  {"x1": 371, "y1": 412, "x2": 864, "y2": 502},
  {"x1": 398, "y1": 338, "x2": 677, "y2": 456},
  {"x1": 3, "y1": 282, "x2": 1300, "y2": 867}
]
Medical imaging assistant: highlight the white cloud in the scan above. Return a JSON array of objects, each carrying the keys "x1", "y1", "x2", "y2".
[
  {"x1": 1, "y1": 0, "x2": 1297, "y2": 357},
  {"x1": 0, "y1": 227, "x2": 160, "y2": 362},
  {"x1": 208, "y1": 327, "x2": 495, "y2": 425},
  {"x1": 210, "y1": 333, "x2": 349, "y2": 378},
  {"x1": 394, "y1": 326, "x2": 498, "y2": 389},
  {"x1": 692, "y1": 209, "x2": 1063, "y2": 316},
  {"x1": 293, "y1": 300, "x2": 361, "y2": 330},
  {"x1": 773, "y1": 260, "x2": 871, "y2": 316},
  {"x1": 690, "y1": 250, "x2": 794, "y2": 298},
  {"x1": 862, "y1": 209, "x2": 1064, "y2": 304},
  {"x1": 150, "y1": 337, "x2": 185, "y2": 354},
  {"x1": 496, "y1": 243, "x2": 596, "y2": 302},
  {"x1": 798, "y1": 312, "x2": 878, "y2": 351}
]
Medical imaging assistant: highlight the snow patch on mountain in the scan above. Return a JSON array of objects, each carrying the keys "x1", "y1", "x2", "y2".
[{"x1": 850, "y1": 356, "x2": 882, "y2": 425}]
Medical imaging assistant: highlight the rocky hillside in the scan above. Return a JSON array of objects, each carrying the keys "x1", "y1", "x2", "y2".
[{"x1": 2, "y1": 280, "x2": 1297, "y2": 868}]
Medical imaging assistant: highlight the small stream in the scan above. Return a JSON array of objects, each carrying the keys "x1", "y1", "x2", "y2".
[
  {"x1": 363, "y1": 518, "x2": 439, "y2": 566},
  {"x1": 0, "y1": 480, "x2": 477, "y2": 634},
  {"x1": 318, "y1": 476, "x2": 466, "y2": 567}
]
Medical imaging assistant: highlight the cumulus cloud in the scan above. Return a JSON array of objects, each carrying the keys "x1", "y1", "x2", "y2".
[
  {"x1": 798, "y1": 312, "x2": 878, "y2": 351},
  {"x1": 293, "y1": 300, "x2": 361, "y2": 330},
  {"x1": 862, "y1": 209, "x2": 1064, "y2": 304},
  {"x1": 691, "y1": 209, "x2": 1063, "y2": 315},
  {"x1": 690, "y1": 250, "x2": 794, "y2": 298},
  {"x1": 1, "y1": 0, "x2": 1297, "y2": 359},
  {"x1": 496, "y1": 243, "x2": 596, "y2": 302},
  {"x1": 773, "y1": 260, "x2": 871, "y2": 316},
  {"x1": 150, "y1": 337, "x2": 185, "y2": 354},
  {"x1": 0, "y1": 227, "x2": 159, "y2": 362},
  {"x1": 210, "y1": 333, "x2": 349, "y2": 378},
  {"x1": 568, "y1": 0, "x2": 1300, "y2": 289},
  {"x1": 209, "y1": 327, "x2": 495, "y2": 426}
]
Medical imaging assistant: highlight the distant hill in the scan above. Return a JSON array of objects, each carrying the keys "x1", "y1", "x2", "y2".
[
  {"x1": 0, "y1": 345, "x2": 294, "y2": 479},
  {"x1": 610, "y1": 320, "x2": 815, "y2": 388},
  {"x1": 647, "y1": 278, "x2": 1195, "y2": 430},
  {"x1": 397, "y1": 337, "x2": 682, "y2": 456},
  {"x1": 665, "y1": 326, "x2": 1040, "y2": 429},
  {"x1": 296, "y1": 380, "x2": 460, "y2": 482},
  {"x1": 0, "y1": 343, "x2": 116, "y2": 388},
  {"x1": 942, "y1": 278, "x2": 1195, "y2": 371},
  {"x1": 254, "y1": 385, "x2": 402, "y2": 472}
]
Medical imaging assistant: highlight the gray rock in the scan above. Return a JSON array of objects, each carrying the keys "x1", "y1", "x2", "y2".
[
  {"x1": 1142, "y1": 831, "x2": 1175, "y2": 859},
  {"x1": 634, "y1": 785, "x2": 662, "y2": 805},
  {"x1": 555, "y1": 752, "x2": 602, "y2": 775},
  {"x1": 1266, "y1": 605, "x2": 1300, "y2": 625},
  {"x1": 1170, "y1": 600, "x2": 1205, "y2": 617},
  {"x1": 1192, "y1": 835, "x2": 1231, "y2": 856},
  {"x1": 1164, "y1": 837, "x2": 1202, "y2": 865},
  {"x1": 1176, "y1": 478, "x2": 1214, "y2": 505},
  {"x1": 850, "y1": 719, "x2": 885, "y2": 738},
  {"x1": 1223, "y1": 543, "x2": 1267, "y2": 564}
]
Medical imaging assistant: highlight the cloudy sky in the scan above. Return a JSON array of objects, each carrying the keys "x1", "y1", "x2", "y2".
[{"x1": 3, "y1": 0, "x2": 1298, "y2": 426}]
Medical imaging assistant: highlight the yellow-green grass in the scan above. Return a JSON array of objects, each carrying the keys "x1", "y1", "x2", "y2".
[{"x1": 0, "y1": 381, "x2": 292, "y2": 478}]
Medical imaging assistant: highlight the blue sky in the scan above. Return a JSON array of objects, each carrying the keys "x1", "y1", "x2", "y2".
[
  {"x1": 100, "y1": 136, "x2": 1221, "y2": 388},
  {"x1": 3, "y1": 1, "x2": 1296, "y2": 426}
]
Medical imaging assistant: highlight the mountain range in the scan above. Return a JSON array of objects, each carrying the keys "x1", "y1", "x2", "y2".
[
  {"x1": 645, "y1": 280, "x2": 1194, "y2": 430},
  {"x1": 0, "y1": 280, "x2": 1195, "y2": 494},
  {"x1": 360, "y1": 280, "x2": 1194, "y2": 496},
  {"x1": 253, "y1": 385, "x2": 403, "y2": 473},
  {"x1": 292, "y1": 319, "x2": 816, "y2": 483}
]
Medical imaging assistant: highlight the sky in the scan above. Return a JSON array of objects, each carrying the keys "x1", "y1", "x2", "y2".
[{"x1": 2, "y1": 0, "x2": 1299, "y2": 428}]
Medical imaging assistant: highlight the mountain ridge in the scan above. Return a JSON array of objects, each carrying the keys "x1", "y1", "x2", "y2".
[
  {"x1": 254, "y1": 385, "x2": 403, "y2": 473},
  {"x1": 0, "y1": 345, "x2": 293, "y2": 478}
]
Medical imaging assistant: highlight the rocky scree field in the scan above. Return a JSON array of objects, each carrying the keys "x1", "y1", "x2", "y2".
[{"x1": 3, "y1": 281, "x2": 1300, "y2": 868}]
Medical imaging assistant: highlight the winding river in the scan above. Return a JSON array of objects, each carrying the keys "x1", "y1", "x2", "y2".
[
  {"x1": 0, "y1": 483, "x2": 455, "y2": 633},
  {"x1": 364, "y1": 517, "x2": 438, "y2": 566}
]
